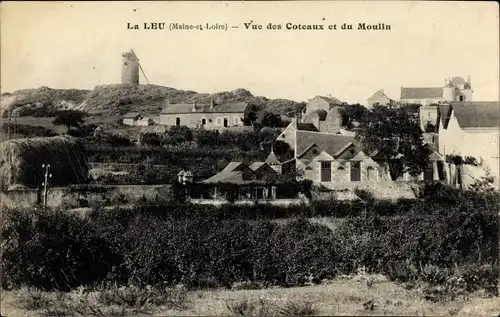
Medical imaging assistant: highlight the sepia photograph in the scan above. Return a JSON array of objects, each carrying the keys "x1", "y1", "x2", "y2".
[{"x1": 0, "y1": 1, "x2": 499, "y2": 316}]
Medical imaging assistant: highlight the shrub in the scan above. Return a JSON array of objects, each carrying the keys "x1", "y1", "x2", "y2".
[{"x1": 1, "y1": 208, "x2": 117, "y2": 291}]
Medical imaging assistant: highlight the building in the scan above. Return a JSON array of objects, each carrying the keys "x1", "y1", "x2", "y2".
[
  {"x1": 367, "y1": 89, "x2": 394, "y2": 108},
  {"x1": 197, "y1": 151, "x2": 302, "y2": 201},
  {"x1": 121, "y1": 50, "x2": 140, "y2": 85},
  {"x1": 122, "y1": 112, "x2": 153, "y2": 126},
  {"x1": 400, "y1": 76, "x2": 474, "y2": 130},
  {"x1": 291, "y1": 131, "x2": 388, "y2": 186},
  {"x1": 276, "y1": 118, "x2": 319, "y2": 150},
  {"x1": 159, "y1": 100, "x2": 252, "y2": 129},
  {"x1": 300, "y1": 95, "x2": 347, "y2": 133},
  {"x1": 437, "y1": 101, "x2": 499, "y2": 187}
]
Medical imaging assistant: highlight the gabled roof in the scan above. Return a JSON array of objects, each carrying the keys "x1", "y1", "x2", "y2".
[
  {"x1": 437, "y1": 104, "x2": 452, "y2": 129},
  {"x1": 161, "y1": 102, "x2": 249, "y2": 114},
  {"x1": 248, "y1": 162, "x2": 266, "y2": 171},
  {"x1": 450, "y1": 102, "x2": 499, "y2": 128},
  {"x1": 221, "y1": 162, "x2": 246, "y2": 173},
  {"x1": 265, "y1": 150, "x2": 281, "y2": 165},
  {"x1": 400, "y1": 87, "x2": 443, "y2": 99},
  {"x1": 296, "y1": 131, "x2": 357, "y2": 158},
  {"x1": 296, "y1": 123, "x2": 319, "y2": 132},
  {"x1": 368, "y1": 89, "x2": 392, "y2": 101},
  {"x1": 123, "y1": 112, "x2": 141, "y2": 119}
]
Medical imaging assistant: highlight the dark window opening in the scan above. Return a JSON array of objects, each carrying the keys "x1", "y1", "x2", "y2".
[
  {"x1": 223, "y1": 118, "x2": 228, "y2": 128},
  {"x1": 176, "y1": 117, "x2": 180, "y2": 126},
  {"x1": 350, "y1": 161, "x2": 361, "y2": 182},
  {"x1": 320, "y1": 161, "x2": 332, "y2": 182},
  {"x1": 201, "y1": 118, "x2": 206, "y2": 125}
]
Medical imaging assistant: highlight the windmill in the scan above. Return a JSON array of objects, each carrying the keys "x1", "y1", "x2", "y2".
[{"x1": 121, "y1": 49, "x2": 150, "y2": 85}]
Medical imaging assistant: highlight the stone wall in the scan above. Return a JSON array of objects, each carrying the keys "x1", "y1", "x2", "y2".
[{"x1": 0, "y1": 184, "x2": 173, "y2": 209}]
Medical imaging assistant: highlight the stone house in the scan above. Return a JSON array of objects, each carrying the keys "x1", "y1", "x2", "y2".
[
  {"x1": 290, "y1": 131, "x2": 392, "y2": 189},
  {"x1": 367, "y1": 89, "x2": 394, "y2": 108},
  {"x1": 159, "y1": 100, "x2": 252, "y2": 129},
  {"x1": 300, "y1": 95, "x2": 347, "y2": 133},
  {"x1": 400, "y1": 76, "x2": 473, "y2": 130},
  {"x1": 437, "y1": 101, "x2": 499, "y2": 187}
]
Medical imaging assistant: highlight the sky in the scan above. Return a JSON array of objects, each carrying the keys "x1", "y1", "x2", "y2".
[{"x1": 1, "y1": 1, "x2": 499, "y2": 104}]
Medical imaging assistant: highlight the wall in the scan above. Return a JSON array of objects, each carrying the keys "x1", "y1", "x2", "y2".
[
  {"x1": 159, "y1": 112, "x2": 245, "y2": 129},
  {"x1": 303, "y1": 97, "x2": 330, "y2": 117},
  {"x1": 419, "y1": 105, "x2": 439, "y2": 130},
  {"x1": 320, "y1": 107, "x2": 343, "y2": 133},
  {"x1": 367, "y1": 93, "x2": 391, "y2": 107},
  {"x1": 121, "y1": 58, "x2": 139, "y2": 85},
  {"x1": 123, "y1": 118, "x2": 136, "y2": 126},
  {"x1": 276, "y1": 123, "x2": 297, "y2": 150},
  {"x1": 0, "y1": 184, "x2": 173, "y2": 210}
]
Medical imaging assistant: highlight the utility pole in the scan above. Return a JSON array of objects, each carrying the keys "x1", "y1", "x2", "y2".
[{"x1": 41, "y1": 164, "x2": 52, "y2": 212}]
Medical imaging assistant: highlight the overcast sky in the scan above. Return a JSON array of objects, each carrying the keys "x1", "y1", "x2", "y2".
[{"x1": 1, "y1": 1, "x2": 498, "y2": 104}]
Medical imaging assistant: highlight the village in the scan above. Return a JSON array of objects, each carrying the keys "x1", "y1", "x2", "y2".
[
  {"x1": 1, "y1": 48, "x2": 499, "y2": 317},
  {"x1": 2, "y1": 49, "x2": 498, "y2": 209}
]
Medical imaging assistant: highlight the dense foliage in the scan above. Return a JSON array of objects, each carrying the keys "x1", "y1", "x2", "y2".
[
  {"x1": 356, "y1": 104, "x2": 431, "y2": 177},
  {"x1": 1, "y1": 123, "x2": 57, "y2": 138},
  {"x1": 2, "y1": 184, "x2": 498, "y2": 295}
]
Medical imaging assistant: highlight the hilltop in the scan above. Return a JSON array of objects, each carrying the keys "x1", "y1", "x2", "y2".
[{"x1": 1, "y1": 84, "x2": 304, "y2": 118}]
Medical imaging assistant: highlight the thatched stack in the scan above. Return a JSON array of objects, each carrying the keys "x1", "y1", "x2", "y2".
[{"x1": 0, "y1": 136, "x2": 89, "y2": 190}]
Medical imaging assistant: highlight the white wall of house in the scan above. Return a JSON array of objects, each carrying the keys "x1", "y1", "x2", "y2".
[{"x1": 439, "y1": 114, "x2": 499, "y2": 186}]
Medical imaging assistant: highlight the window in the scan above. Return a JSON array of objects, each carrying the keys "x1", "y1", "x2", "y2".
[
  {"x1": 320, "y1": 161, "x2": 332, "y2": 182},
  {"x1": 234, "y1": 117, "x2": 240, "y2": 125},
  {"x1": 223, "y1": 117, "x2": 229, "y2": 128},
  {"x1": 201, "y1": 118, "x2": 206, "y2": 125},
  {"x1": 175, "y1": 117, "x2": 181, "y2": 126},
  {"x1": 459, "y1": 95, "x2": 465, "y2": 102},
  {"x1": 350, "y1": 161, "x2": 361, "y2": 182}
]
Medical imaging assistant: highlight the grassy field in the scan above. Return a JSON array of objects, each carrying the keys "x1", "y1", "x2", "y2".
[{"x1": 2, "y1": 275, "x2": 498, "y2": 317}]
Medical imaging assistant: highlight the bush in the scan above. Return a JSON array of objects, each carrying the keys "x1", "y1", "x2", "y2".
[{"x1": 1, "y1": 208, "x2": 118, "y2": 291}]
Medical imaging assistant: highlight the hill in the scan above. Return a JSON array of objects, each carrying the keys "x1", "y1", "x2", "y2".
[
  {"x1": 2, "y1": 84, "x2": 304, "y2": 118},
  {"x1": 1, "y1": 86, "x2": 90, "y2": 117}
]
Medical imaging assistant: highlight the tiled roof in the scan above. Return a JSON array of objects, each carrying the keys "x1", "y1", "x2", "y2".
[
  {"x1": 400, "y1": 87, "x2": 443, "y2": 99},
  {"x1": 316, "y1": 95, "x2": 343, "y2": 105},
  {"x1": 451, "y1": 102, "x2": 499, "y2": 128},
  {"x1": 368, "y1": 89, "x2": 392, "y2": 101},
  {"x1": 296, "y1": 123, "x2": 319, "y2": 132},
  {"x1": 437, "y1": 104, "x2": 452, "y2": 129},
  {"x1": 161, "y1": 102, "x2": 249, "y2": 114},
  {"x1": 248, "y1": 162, "x2": 266, "y2": 171},
  {"x1": 296, "y1": 131, "x2": 356, "y2": 158},
  {"x1": 123, "y1": 112, "x2": 141, "y2": 119},
  {"x1": 265, "y1": 151, "x2": 281, "y2": 165}
]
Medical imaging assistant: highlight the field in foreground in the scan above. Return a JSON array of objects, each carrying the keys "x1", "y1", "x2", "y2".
[{"x1": 2, "y1": 275, "x2": 499, "y2": 317}]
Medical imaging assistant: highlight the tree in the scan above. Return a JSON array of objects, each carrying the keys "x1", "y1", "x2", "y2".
[
  {"x1": 257, "y1": 111, "x2": 282, "y2": 128},
  {"x1": 52, "y1": 110, "x2": 85, "y2": 132},
  {"x1": 341, "y1": 103, "x2": 369, "y2": 127},
  {"x1": 356, "y1": 106, "x2": 431, "y2": 178}
]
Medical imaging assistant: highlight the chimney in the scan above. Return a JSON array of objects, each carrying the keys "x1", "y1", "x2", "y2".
[
  {"x1": 210, "y1": 99, "x2": 214, "y2": 108},
  {"x1": 192, "y1": 102, "x2": 197, "y2": 112}
]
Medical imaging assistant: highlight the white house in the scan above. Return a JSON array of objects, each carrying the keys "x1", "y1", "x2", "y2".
[{"x1": 437, "y1": 101, "x2": 499, "y2": 187}]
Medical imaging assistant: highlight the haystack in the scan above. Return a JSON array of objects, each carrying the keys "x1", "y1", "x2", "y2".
[{"x1": 0, "y1": 136, "x2": 89, "y2": 191}]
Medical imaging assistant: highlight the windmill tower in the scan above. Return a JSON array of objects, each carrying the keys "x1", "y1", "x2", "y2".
[{"x1": 121, "y1": 49, "x2": 150, "y2": 85}]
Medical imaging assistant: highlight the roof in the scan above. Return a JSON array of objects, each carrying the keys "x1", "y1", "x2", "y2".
[
  {"x1": 450, "y1": 102, "x2": 500, "y2": 128},
  {"x1": 368, "y1": 89, "x2": 392, "y2": 101},
  {"x1": 437, "y1": 104, "x2": 452, "y2": 129},
  {"x1": 123, "y1": 112, "x2": 141, "y2": 119},
  {"x1": 400, "y1": 87, "x2": 443, "y2": 99},
  {"x1": 248, "y1": 162, "x2": 266, "y2": 171},
  {"x1": 296, "y1": 123, "x2": 319, "y2": 132},
  {"x1": 161, "y1": 102, "x2": 249, "y2": 114},
  {"x1": 315, "y1": 95, "x2": 343, "y2": 105},
  {"x1": 296, "y1": 131, "x2": 357, "y2": 158},
  {"x1": 265, "y1": 150, "x2": 281, "y2": 165}
]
